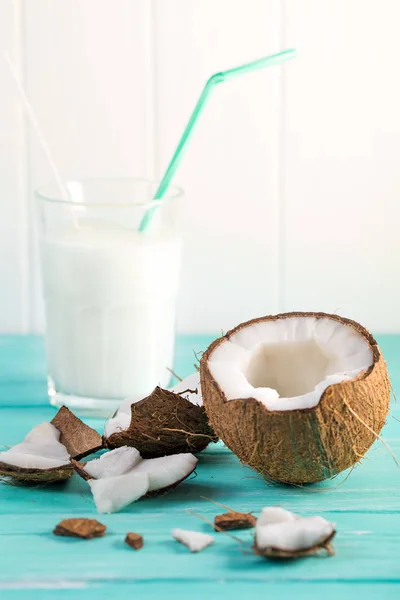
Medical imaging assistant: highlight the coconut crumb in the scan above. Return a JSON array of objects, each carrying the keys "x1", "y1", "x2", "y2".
[
  {"x1": 125, "y1": 532, "x2": 144, "y2": 550},
  {"x1": 172, "y1": 528, "x2": 214, "y2": 552},
  {"x1": 214, "y1": 511, "x2": 256, "y2": 531},
  {"x1": 53, "y1": 518, "x2": 106, "y2": 539}
]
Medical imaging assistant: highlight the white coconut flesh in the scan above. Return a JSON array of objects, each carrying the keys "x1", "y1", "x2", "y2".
[
  {"x1": 208, "y1": 316, "x2": 373, "y2": 411},
  {"x1": 84, "y1": 447, "x2": 141, "y2": 479},
  {"x1": 132, "y1": 453, "x2": 198, "y2": 491},
  {"x1": 172, "y1": 528, "x2": 214, "y2": 552},
  {"x1": 0, "y1": 422, "x2": 70, "y2": 469},
  {"x1": 256, "y1": 515, "x2": 335, "y2": 552},
  {"x1": 88, "y1": 471, "x2": 149, "y2": 513},
  {"x1": 170, "y1": 373, "x2": 202, "y2": 406},
  {"x1": 104, "y1": 412, "x2": 131, "y2": 438},
  {"x1": 105, "y1": 372, "x2": 202, "y2": 437},
  {"x1": 257, "y1": 506, "x2": 297, "y2": 526}
]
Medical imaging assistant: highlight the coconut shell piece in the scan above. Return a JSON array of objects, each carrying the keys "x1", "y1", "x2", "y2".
[
  {"x1": 105, "y1": 387, "x2": 217, "y2": 457},
  {"x1": 214, "y1": 511, "x2": 256, "y2": 531},
  {"x1": 201, "y1": 312, "x2": 391, "y2": 484},
  {"x1": 71, "y1": 459, "x2": 92, "y2": 481},
  {"x1": 125, "y1": 532, "x2": 144, "y2": 550},
  {"x1": 53, "y1": 518, "x2": 106, "y2": 539},
  {"x1": 253, "y1": 531, "x2": 336, "y2": 559},
  {"x1": 0, "y1": 462, "x2": 73, "y2": 483},
  {"x1": 52, "y1": 406, "x2": 103, "y2": 460}
]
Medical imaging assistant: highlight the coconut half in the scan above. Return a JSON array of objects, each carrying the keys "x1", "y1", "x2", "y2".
[
  {"x1": 201, "y1": 312, "x2": 390, "y2": 483},
  {"x1": 104, "y1": 385, "x2": 216, "y2": 457},
  {"x1": 0, "y1": 422, "x2": 73, "y2": 483}
]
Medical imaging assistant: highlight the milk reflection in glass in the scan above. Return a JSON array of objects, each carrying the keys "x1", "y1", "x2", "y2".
[{"x1": 38, "y1": 179, "x2": 181, "y2": 415}]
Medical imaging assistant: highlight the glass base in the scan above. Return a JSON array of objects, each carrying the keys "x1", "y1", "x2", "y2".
[{"x1": 48, "y1": 378, "x2": 122, "y2": 418}]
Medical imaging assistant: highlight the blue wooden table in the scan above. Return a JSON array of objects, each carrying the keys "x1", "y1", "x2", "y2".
[{"x1": 0, "y1": 334, "x2": 400, "y2": 599}]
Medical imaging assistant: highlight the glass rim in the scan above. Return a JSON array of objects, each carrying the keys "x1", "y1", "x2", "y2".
[{"x1": 35, "y1": 176, "x2": 184, "y2": 208}]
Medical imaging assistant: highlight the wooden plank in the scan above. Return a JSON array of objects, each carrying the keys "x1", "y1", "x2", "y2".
[
  {"x1": 0, "y1": 512, "x2": 399, "y2": 583},
  {"x1": 0, "y1": 1, "x2": 29, "y2": 332},
  {"x1": 23, "y1": 0, "x2": 151, "y2": 331},
  {"x1": 3, "y1": 583, "x2": 400, "y2": 599},
  {"x1": 0, "y1": 335, "x2": 399, "y2": 592},
  {"x1": 154, "y1": 0, "x2": 283, "y2": 333},
  {"x1": 283, "y1": 0, "x2": 400, "y2": 331}
]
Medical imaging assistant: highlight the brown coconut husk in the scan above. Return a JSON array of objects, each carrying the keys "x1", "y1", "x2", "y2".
[
  {"x1": 52, "y1": 406, "x2": 103, "y2": 460},
  {"x1": 0, "y1": 461, "x2": 73, "y2": 483},
  {"x1": 125, "y1": 532, "x2": 144, "y2": 550},
  {"x1": 253, "y1": 530, "x2": 336, "y2": 559},
  {"x1": 53, "y1": 518, "x2": 106, "y2": 539},
  {"x1": 104, "y1": 386, "x2": 218, "y2": 457},
  {"x1": 214, "y1": 511, "x2": 256, "y2": 531},
  {"x1": 70, "y1": 459, "x2": 92, "y2": 481},
  {"x1": 200, "y1": 312, "x2": 391, "y2": 484}
]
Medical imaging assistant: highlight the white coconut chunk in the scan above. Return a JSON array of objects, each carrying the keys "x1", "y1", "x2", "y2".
[
  {"x1": 84, "y1": 447, "x2": 141, "y2": 479},
  {"x1": 88, "y1": 471, "x2": 149, "y2": 513},
  {"x1": 104, "y1": 412, "x2": 131, "y2": 438},
  {"x1": 208, "y1": 316, "x2": 373, "y2": 411},
  {"x1": 0, "y1": 421, "x2": 70, "y2": 470},
  {"x1": 23, "y1": 422, "x2": 60, "y2": 443},
  {"x1": 256, "y1": 516, "x2": 335, "y2": 552},
  {"x1": 169, "y1": 373, "x2": 203, "y2": 406},
  {"x1": 117, "y1": 391, "x2": 148, "y2": 416},
  {"x1": 132, "y1": 453, "x2": 198, "y2": 491},
  {"x1": 0, "y1": 451, "x2": 69, "y2": 470},
  {"x1": 257, "y1": 506, "x2": 297, "y2": 526},
  {"x1": 172, "y1": 528, "x2": 214, "y2": 552}
]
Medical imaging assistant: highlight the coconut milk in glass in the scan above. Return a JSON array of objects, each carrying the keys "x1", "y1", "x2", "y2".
[{"x1": 37, "y1": 178, "x2": 182, "y2": 417}]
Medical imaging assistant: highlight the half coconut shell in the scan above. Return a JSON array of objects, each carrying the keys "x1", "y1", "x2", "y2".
[{"x1": 200, "y1": 312, "x2": 390, "y2": 484}]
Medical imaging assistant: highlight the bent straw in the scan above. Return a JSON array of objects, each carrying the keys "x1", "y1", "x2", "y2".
[
  {"x1": 4, "y1": 51, "x2": 69, "y2": 202},
  {"x1": 139, "y1": 48, "x2": 296, "y2": 232}
]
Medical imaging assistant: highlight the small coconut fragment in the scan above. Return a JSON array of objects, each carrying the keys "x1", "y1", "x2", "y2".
[
  {"x1": 53, "y1": 518, "x2": 106, "y2": 539},
  {"x1": 214, "y1": 511, "x2": 256, "y2": 531},
  {"x1": 257, "y1": 506, "x2": 297, "y2": 526},
  {"x1": 132, "y1": 453, "x2": 198, "y2": 493},
  {"x1": 83, "y1": 447, "x2": 141, "y2": 479},
  {"x1": 172, "y1": 528, "x2": 214, "y2": 553},
  {"x1": 0, "y1": 422, "x2": 73, "y2": 483},
  {"x1": 52, "y1": 406, "x2": 103, "y2": 460},
  {"x1": 255, "y1": 516, "x2": 335, "y2": 559},
  {"x1": 125, "y1": 532, "x2": 144, "y2": 550},
  {"x1": 105, "y1": 387, "x2": 217, "y2": 457},
  {"x1": 201, "y1": 311, "x2": 390, "y2": 483},
  {"x1": 88, "y1": 471, "x2": 149, "y2": 513}
]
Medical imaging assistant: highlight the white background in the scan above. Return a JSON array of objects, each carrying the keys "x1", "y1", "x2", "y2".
[{"x1": 1, "y1": 0, "x2": 399, "y2": 334}]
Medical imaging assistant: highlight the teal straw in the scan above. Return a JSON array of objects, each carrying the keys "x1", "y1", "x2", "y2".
[{"x1": 139, "y1": 48, "x2": 296, "y2": 232}]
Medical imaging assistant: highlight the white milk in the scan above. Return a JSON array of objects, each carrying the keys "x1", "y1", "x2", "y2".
[{"x1": 41, "y1": 221, "x2": 181, "y2": 402}]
